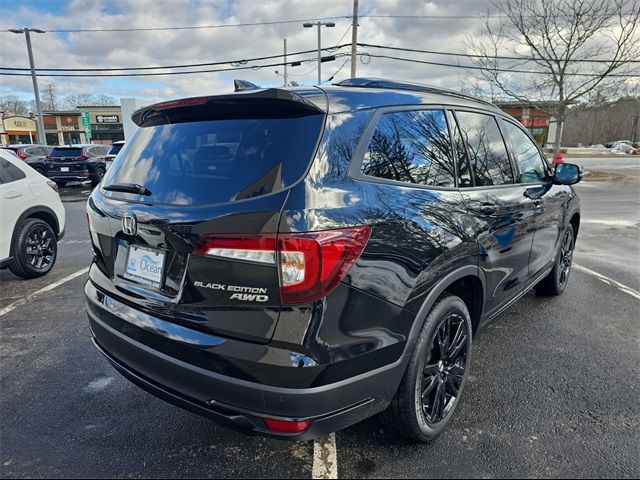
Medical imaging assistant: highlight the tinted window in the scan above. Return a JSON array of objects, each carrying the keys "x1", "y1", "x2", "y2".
[
  {"x1": 362, "y1": 110, "x2": 455, "y2": 187},
  {"x1": 0, "y1": 158, "x2": 27, "y2": 183},
  {"x1": 455, "y1": 111, "x2": 514, "y2": 186},
  {"x1": 50, "y1": 147, "x2": 83, "y2": 157},
  {"x1": 103, "y1": 115, "x2": 324, "y2": 205},
  {"x1": 502, "y1": 121, "x2": 549, "y2": 183},
  {"x1": 108, "y1": 143, "x2": 124, "y2": 156},
  {"x1": 450, "y1": 116, "x2": 474, "y2": 187}
]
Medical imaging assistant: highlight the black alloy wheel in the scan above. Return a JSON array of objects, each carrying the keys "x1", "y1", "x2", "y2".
[
  {"x1": 535, "y1": 224, "x2": 575, "y2": 295},
  {"x1": 8, "y1": 218, "x2": 58, "y2": 279},
  {"x1": 557, "y1": 228, "x2": 574, "y2": 288},
  {"x1": 382, "y1": 295, "x2": 473, "y2": 441},
  {"x1": 421, "y1": 312, "x2": 469, "y2": 424}
]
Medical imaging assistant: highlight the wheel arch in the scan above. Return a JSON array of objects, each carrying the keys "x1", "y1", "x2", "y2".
[
  {"x1": 405, "y1": 265, "x2": 486, "y2": 357},
  {"x1": 10, "y1": 206, "x2": 60, "y2": 254},
  {"x1": 569, "y1": 211, "x2": 580, "y2": 239}
]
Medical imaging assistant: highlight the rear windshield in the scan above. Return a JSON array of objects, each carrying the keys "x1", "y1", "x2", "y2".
[
  {"x1": 102, "y1": 115, "x2": 324, "y2": 205},
  {"x1": 107, "y1": 144, "x2": 123, "y2": 156},
  {"x1": 50, "y1": 147, "x2": 83, "y2": 157}
]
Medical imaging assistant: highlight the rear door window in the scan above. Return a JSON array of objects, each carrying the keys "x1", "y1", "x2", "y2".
[
  {"x1": 102, "y1": 115, "x2": 324, "y2": 205},
  {"x1": 501, "y1": 120, "x2": 549, "y2": 183},
  {"x1": 361, "y1": 109, "x2": 455, "y2": 187},
  {"x1": 454, "y1": 111, "x2": 514, "y2": 186}
]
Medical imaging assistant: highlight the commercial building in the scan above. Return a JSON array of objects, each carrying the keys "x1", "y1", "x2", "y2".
[
  {"x1": 76, "y1": 106, "x2": 124, "y2": 144},
  {"x1": 1, "y1": 115, "x2": 39, "y2": 144},
  {"x1": 496, "y1": 102, "x2": 554, "y2": 146},
  {"x1": 43, "y1": 110, "x2": 83, "y2": 145}
]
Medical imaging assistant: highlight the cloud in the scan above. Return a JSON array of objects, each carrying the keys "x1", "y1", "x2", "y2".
[{"x1": 0, "y1": 0, "x2": 494, "y2": 103}]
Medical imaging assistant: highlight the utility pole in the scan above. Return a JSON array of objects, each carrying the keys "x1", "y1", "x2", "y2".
[
  {"x1": 9, "y1": 28, "x2": 47, "y2": 145},
  {"x1": 303, "y1": 21, "x2": 335, "y2": 85},
  {"x1": 284, "y1": 38, "x2": 288, "y2": 87},
  {"x1": 350, "y1": 0, "x2": 359, "y2": 78}
]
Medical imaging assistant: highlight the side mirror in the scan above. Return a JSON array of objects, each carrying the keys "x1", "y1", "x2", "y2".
[{"x1": 553, "y1": 163, "x2": 582, "y2": 185}]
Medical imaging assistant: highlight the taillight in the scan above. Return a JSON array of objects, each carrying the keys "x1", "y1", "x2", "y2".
[
  {"x1": 46, "y1": 180, "x2": 58, "y2": 192},
  {"x1": 17, "y1": 149, "x2": 27, "y2": 160},
  {"x1": 192, "y1": 226, "x2": 371, "y2": 304},
  {"x1": 79, "y1": 155, "x2": 90, "y2": 161},
  {"x1": 45, "y1": 155, "x2": 52, "y2": 161}
]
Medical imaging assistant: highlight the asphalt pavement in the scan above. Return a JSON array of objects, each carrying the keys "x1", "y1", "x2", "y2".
[{"x1": 1, "y1": 159, "x2": 638, "y2": 478}]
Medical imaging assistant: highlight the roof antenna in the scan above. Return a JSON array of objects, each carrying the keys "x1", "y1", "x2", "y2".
[{"x1": 234, "y1": 80, "x2": 260, "y2": 92}]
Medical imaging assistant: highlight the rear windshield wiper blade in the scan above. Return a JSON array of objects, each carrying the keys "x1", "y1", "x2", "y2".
[{"x1": 103, "y1": 183, "x2": 152, "y2": 196}]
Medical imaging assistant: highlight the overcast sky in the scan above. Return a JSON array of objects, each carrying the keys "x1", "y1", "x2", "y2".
[{"x1": 0, "y1": 0, "x2": 504, "y2": 104}]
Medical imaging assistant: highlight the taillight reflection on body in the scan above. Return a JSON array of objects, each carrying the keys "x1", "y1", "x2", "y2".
[{"x1": 192, "y1": 226, "x2": 371, "y2": 304}]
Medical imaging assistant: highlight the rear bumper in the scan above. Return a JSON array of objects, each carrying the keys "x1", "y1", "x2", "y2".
[{"x1": 86, "y1": 280, "x2": 405, "y2": 439}]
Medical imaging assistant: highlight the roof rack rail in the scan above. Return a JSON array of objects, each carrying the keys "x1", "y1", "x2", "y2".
[{"x1": 334, "y1": 77, "x2": 498, "y2": 109}]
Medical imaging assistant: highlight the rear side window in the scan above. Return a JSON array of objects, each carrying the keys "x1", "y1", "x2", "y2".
[
  {"x1": 50, "y1": 148, "x2": 83, "y2": 157},
  {"x1": 361, "y1": 110, "x2": 455, "y2": 187},
  {"x1": 501, "y1": 121, "x2": 549, "y2": 183},
  {"x1": 0, "y1": 158, "x2": 27, "y2": 183},
  {"x1": 108, "y1": 143, "x2": 123, "y2": 156},
  {"x1": 103, "y1": 115, "x2": 324, "y2": 205},
  {"x1": 455, "y1": 111, "x2": 514, "y2": 186}
]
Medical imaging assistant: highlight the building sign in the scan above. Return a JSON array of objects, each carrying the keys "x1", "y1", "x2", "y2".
[
  {"x1": 81, "y1": 111, "x2": 92, "y2": 140},
  {"x1": 96, "y1": 114, "x2": 120, "y2": 124}
]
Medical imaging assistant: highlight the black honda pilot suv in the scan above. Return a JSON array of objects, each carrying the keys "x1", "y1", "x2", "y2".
[{"x1": 86, "y1": 78, "x2": 582, "y2": 441}]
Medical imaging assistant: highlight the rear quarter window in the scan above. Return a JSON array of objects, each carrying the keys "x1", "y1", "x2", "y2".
[
  {"x1": 0, "y1": 158, "x2": 27, "y2": 183},
  {"x1": 102, "y1": 115, "x2": 324, "y2": 205}
]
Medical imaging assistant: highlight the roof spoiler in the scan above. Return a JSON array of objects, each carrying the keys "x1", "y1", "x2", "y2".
[{"x1": 131, "y1": 88, "x2": 326, "y2": 127}]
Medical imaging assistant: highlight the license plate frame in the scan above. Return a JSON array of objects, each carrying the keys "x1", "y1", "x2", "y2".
[
  {"x1": 60, "y1": 167, "x2": 69, "y2": 172},
  {"x1": 123, "y1": 245, "x2": 166, "y2": 288}
]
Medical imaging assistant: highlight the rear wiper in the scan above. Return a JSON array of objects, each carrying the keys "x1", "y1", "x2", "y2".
[{"x1": 103, "y1": 183, "x2": 152, "y2": 196}]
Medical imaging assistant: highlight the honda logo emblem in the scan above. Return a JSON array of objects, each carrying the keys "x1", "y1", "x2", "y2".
[{"x1": 122, "y1": 213, "x2": 137, "y2": 236}]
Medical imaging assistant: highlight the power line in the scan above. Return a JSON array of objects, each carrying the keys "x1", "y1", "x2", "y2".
[
  {"x1": 0, "y1": 54, "x2": 349, "y2": 78},
  {"x1": 363, "y1": 53, "x2": 640, "y2": 78},
  {"x1": 0, "y1": 44, "x2": 351, "y2": 72},
  {"x1": 25, "y1": 16, "x2": 351, "y2": 33},
  {"x1": 358, "y1": 43, "x2": 640, "y2": 64}
]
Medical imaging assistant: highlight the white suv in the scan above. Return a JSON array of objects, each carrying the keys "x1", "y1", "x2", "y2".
[{"x1": 0, "y1": 149, "x2": 66, "y2": 278}]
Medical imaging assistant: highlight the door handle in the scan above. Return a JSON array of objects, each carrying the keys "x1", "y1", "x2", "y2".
[
  {"x1": 469, "y1": 202, "x2": 498, "y2": 215},
  {"x1": 3, "y1": 190, "x2": 23, "y2": 199}
]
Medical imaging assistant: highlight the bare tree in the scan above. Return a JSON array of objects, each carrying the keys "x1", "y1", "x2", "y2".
[
  {"x1": 468, "y1": 0, "x2": 640, "y2": 154},
  {"x1": 60, "y1": 93, "x2": 118, "y2": 110},
  {"x1": 0, "y1": 95, "x2": 31, "y2": 116},
  {"x1": 41, "y1": 83, "x2": 58, "y2": 111}
]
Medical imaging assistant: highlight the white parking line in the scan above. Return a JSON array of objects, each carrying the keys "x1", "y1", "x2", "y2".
[
  {"x1": 581, "y1": 219, "x2": 636, "y2": 227},
  {"x1": 574, "y1": 264, "x2": 640, "y2": 300},
  {"x1": 0, "y1": 267, "x2": 89, "y2": 317},
  {"x1": 313, "y1": 433, "x2": 338, "y2": 479}
]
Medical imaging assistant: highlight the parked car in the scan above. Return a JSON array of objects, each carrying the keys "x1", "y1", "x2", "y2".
[
  {"x1": 0, "y1": 147, "x2": 20, "y2": 158},
  {"x1": 3, "y1": 144, "x2": 52, "y2": 176},
  {"x1": 104, "y1": 140, "x2": 125, "y2": 170},
  {"x1": 46, "y1": 144, "x2": 110, "y2": 187},
  {"x1": 0, "y1": 149, "x2": 65, "y2": 278},
  {"x1": 86, "y1": 78, "x2": 582, "y2": 441}
]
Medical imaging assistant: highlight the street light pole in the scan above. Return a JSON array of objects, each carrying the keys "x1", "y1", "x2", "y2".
[
  {"x1": 10, "y1": 27, "x2": 47, "y2": 145},
  {"x1": 303, "y1": 21, "x2": 335, "y2": 85}
]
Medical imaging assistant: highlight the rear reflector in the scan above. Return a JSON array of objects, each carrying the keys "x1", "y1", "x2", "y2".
[
  {"x1": 264, "y1": 418, "x2": 311, "y2": 434},
  {"x1": 192, "y1": 226, "x2": 371, "y2": 304}
]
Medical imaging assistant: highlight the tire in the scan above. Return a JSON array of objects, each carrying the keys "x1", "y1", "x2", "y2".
[
  {"x1": 534, "y1": 225, "x2": 575, "y2": 296},
  {"x1": 91, "y1": 167, "x2": 105, "y2": 187},
  {"x1": 382, "y1": 294, "x2": 473, "y2": 441},
  {"x1": 8, "y1": 218, "x2": 58, "y2": 279}
]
